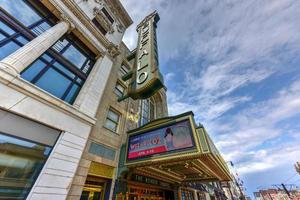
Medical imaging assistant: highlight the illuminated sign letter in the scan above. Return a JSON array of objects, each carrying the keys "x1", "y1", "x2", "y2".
[{"x1": 121, "y1": 11, "x2": 165, "y2": 101}]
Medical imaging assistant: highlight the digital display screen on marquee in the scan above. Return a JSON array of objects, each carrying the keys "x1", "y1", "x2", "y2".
[{"x1": 127, "y1": 120, "x2": 195, "y2": 160}]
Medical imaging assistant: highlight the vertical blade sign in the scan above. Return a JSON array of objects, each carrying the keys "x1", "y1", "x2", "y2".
[{"x1": 127, "y1": 11, "x2": 165, "y2": 100}]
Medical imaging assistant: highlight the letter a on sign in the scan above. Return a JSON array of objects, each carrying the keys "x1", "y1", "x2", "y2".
[{"x1": 119, "y1": 11, "x2": 165, "y2": 101}]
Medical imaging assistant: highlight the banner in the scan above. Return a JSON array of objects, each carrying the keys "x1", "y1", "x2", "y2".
[{"x1": 127, "y1": 119, "x2": 195, "y2": 160}]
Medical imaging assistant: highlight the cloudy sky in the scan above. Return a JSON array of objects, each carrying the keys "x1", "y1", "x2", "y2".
[{"x1": 120, "y1": 0, "x2": 300, "y2": 197}]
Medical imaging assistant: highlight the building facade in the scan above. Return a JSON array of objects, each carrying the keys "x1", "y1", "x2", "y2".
[
  {"x1": 0, "y1": 0, "x2": 132, "y2": 199},
  {"x1": 66, "y1": 38, "x2": 168, "y2": 200},
  {"x1": 254, "y1": 189, "x2": 300, "y2": 200}
]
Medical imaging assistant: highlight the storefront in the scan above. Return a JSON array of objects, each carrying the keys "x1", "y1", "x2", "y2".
[
  {"x1": 80, "y1": 162, "x2": 114, "y2": 200},
  {"x1": 115, "y1": 173, "x2": 175, "y2": 200},
  {"x1": 115, "y1": 111, "x2": 231, "y2": 200},
  {"x1": 0, "y1": 109, "x2": 60, "y2": 199}
]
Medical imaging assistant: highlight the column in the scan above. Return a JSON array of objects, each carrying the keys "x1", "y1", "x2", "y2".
[
  {"x1": 73, "y1": 55, "x2": 113, "y2": 117},
  {"x1": 194, "y1": 190, "x2": 199, "y2": 200},
  {"x1": 0, "y1": 19, "x2": 72, "y2": 74}
]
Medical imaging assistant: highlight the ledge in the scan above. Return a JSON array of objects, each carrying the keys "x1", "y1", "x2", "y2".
[{"x1": 0, "y1": 68, "x2": 97, "y2": 126}]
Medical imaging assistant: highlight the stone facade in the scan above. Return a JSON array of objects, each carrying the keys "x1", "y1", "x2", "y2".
[
  {"x1": 67, "y1": 41, "x2": 168, "y2": 199},
  {"x1": 0, "y1": 0, "x2": 136, "y2": 200}
]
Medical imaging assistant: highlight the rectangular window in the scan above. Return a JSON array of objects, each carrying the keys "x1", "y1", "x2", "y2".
[
  {"x1": 138, "y1": 99, "x2": 156, "y2": 127},
  {"x1": 101, "y1": 8, "x2": 114, "y2": 24},
  {"x1": 139, "y1": 99, "x2": 150, "y2": 126},
  {"x1": 120, "y1": 64, "x2": 129, "y2": 76},
  {"x1": 92, "y1": 18, "x2": 107, "y2": 35},
  {"x1": 114, "y1": 82, "x2": 125, "y2": 98},
  {"x1": 104, "y1": 109, "x2": 120, "y2": 132}
]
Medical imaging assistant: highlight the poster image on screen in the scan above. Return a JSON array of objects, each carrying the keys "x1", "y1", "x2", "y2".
[{"x1": 127, "y1": 120, "x2": 195, "y2": 160}]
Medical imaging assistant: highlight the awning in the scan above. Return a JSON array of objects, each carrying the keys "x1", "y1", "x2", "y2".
[{"x1": 125, "y1": 111, "x2": 232, "y2": 184}]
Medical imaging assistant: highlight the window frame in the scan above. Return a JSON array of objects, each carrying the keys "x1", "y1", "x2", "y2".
[
  {"x1": 114, "y1": 81, "x2": 126, "y2": 98},
  {"x1": 119, "y1": 64, "x2": 130, "y2": 77},
  {"x1": 104, "y1": 108, "x2": 121, "y2": 133},
  {"x1": 101, "y1": 7, "x2": 114, "y2": 24},
  {"x1": 92, "y1": 18, "x2": 107, "y2": 36},
  {"x1": 138, "y1": 98, "x2": 156, "y2": 127}
]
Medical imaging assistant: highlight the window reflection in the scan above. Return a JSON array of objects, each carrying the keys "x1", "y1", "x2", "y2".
[
  {"x1": 138, "y1": 99, "x2": 155, "y2": 127},
  {"x1": 0, "y1": 1, "x2": 53, "y2": 60},
  {"x1": 0, "y1": 41, "x2": 19, "y2": 60},
  {"x1": 0, "y1": 21, "x2": 15, "y2": 35},
  {"x1": 21, "y1": 51, "x2": 88, "y2": 104},
  {"x1": 0, "y1": 0, "x2": 42, "y2": 27},
  {"x1": 35, "y1": 68, "x2": 72, "y2": 98},
  {"x1": 62, "y1": 45, "x2": 87, "y2": 69},
  {"x1": 0, "y1": 132, "x2": 52, "y2": 199},
  {"x1": 21, "y1": 60, "x2": 46, "y2": 82}
]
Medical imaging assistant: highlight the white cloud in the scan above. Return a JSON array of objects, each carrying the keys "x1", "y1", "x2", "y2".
[
  {"x1": 165, "y1": 72, "x2": 175, "y2": 82},
  {"x1": 214, "y1": 80, "x2": 300, "y2": 175}
]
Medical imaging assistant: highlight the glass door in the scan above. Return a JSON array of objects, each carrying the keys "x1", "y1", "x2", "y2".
[{"x1": 80, "y1": 186, "x2": 102, "y2": 200}]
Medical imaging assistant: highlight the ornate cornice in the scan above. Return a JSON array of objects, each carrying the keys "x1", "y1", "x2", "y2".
[
  {"x1": 102, "y1": 0, "x2": 133, "y2": 28},
  {"x1": 60, "y1": 0, "x2": 111, "y2": 52}
]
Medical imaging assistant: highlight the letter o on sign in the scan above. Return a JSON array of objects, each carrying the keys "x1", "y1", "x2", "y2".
[{"x1": 137, "y1": 72, "x2": 148, "y2": 84}]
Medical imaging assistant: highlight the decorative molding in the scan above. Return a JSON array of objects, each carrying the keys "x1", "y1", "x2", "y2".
[
  {"x1": 60, "y1": 13, "x2": 75, "y2": 32},
  {"x1": 107, "y1": 42, "x2": 120, "y2": 58},
  {"x1": 102, "y1": 0, "x2": 133, "y2": 28},
  {"x1": 0, "y1": 62, "x2": 19, "y2": 76},
  {"x1": 93, "y1": 7, "x2": 114, "y2": 34},
  {"x1": 116, "y1": 23, "x2": 124, "y2": 33},
  {"x1": 60, "y1": 0, "x2": 110, "y2": 52}
]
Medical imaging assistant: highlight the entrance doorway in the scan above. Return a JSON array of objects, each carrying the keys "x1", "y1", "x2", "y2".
[
  {"x1": 80, "y1": 186, "x2": 102, "y2": 200},
  {"x1": 126, "y1": 185, "x2": 174, "y2": 200},
  {"x1": 80, "y1": 176, "x2": 111, "y2": 200}
]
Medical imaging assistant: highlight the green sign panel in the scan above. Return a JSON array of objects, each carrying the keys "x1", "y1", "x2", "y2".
[{"x1": 120, "y1": 11, "x2": 165, "y2": 101}]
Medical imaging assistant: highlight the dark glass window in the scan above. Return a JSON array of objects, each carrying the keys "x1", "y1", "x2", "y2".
[
  {"x1": 92, "y1": 18, "x2": 107, "y2": 35},
  {"x1": 119, "y1": 64, "x2": 129, "y2": 76},
  {"x1": 114, "y1": 82, "x2": 125, "y2": 98},
  {"x1": 101, "y1": 8, "x2": 114, "y2": 24},
  {"x1": 0, "y1": 132, "x2": 52, "y2": 199},
  {"x1": 104, "y1": 109, "x2": 120, "y2": 132},
  {"x1": 138, "y1": 99, "x2": 156, "y2": 126},
  {"x1": 20, "y1": 33, "x2": 96, "y2": 104},
  {"x1": 139, "y1": 99, "x2": 150, "y2": 126}
]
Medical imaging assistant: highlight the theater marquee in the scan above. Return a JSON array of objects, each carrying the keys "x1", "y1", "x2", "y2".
[
  {"x1": 124, "y1": 111, "x2": 232, "y2": 182},
  {"x1": 125, "y1": 112, "x2": 200, "y2": 164}
]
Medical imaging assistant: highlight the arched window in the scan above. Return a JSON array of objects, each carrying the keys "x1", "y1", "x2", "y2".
[{"x1": 138, "y1": 98, "x2": 156, "y2": 126}]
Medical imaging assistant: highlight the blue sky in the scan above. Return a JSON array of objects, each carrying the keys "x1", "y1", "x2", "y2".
[{"x1": 121, "y1": 0, "x2": 300, "y2": 197}]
